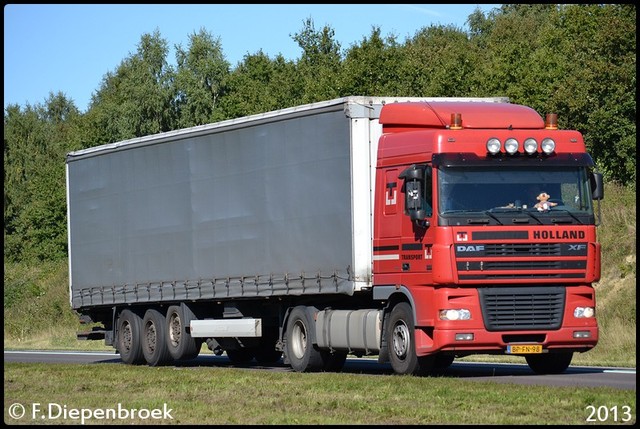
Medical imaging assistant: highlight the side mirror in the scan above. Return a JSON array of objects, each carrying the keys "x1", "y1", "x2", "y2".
[
  {"x1": 399, "y1": 165, "x2": 428, "y2": 223},
  {"x1": 590, "y1": 172, "x2": 604, "y2": 200}
]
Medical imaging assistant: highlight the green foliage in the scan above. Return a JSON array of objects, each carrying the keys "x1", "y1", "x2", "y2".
[
  {"x1": 3, "y1": 4, "x2": 636, "y2": 266},
  {"x1": 291, "y1": 18, "x2": 343, "y2": 102},
  {"x1": 597, "y1": 182, "x2": 636, "y2": 280},
  {"x1": 218, "y1": 52, "x2": 301, "y2": 118},
  {"x1": 86, "y1": 29, "x2": 177, "y2": 143},
  {"x1": 339, "y1": 27, "x2": 404, "y2": 96},
  {"x1": 4, "y1": 261, "x2": 79, "y2": 340},
  {"x1": 4, "y1": 93, "x2": 78, "y2": 263},
  {"x1": 174, "y1": 28, "x2": 230, "y2": 127}
]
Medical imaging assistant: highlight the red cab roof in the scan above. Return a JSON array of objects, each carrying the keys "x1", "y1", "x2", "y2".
[{"x1": 379, "y1": 101, "x2": 544, "y2": 130}]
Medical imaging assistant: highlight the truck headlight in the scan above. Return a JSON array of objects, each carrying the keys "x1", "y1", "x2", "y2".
[
  {"x1": 504, "y1": 138, "x2": 519, "y2": 155},
  {"x1": 439, "y1": 309, "x2": 471, "y2": 321},
  {"x1": 486, "y1": 138, "x2": 501, "y2": 155},
  {"x1": 541, "y1": 138, "x2": 556, "y2": 154},
  {"x1": 523, "y1": 138, "x2": 538, "y2": 154},
  {"x1": 574, "y1": 306, "x2": 595, "y2": 318}
]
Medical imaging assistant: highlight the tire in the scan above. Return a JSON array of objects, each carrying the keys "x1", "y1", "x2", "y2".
[
  {"x1": 116, "y1": 309, "x2": 145, "y2": 365},
  {"x1": 386, "y1": 302, "x2": 434, "y2": 375},
  {"x1": 141, "y1": 309, "x2": 173, "y2": 366},
  {"x1": 320, "y1": 350, "x2": 348, "y2": 372},
  {"x1": 165, "y1": 305, "x2": 200, "y2": 361},
  {"x1": 284, "y1": 306, "x2": 323, "y2": 372},
  {"x1": 525, "y1": 352, "x2": 573, "y2": 374}
]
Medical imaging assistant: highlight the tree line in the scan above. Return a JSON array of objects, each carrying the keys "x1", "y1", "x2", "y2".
[{"x1": 3, "y1": 4, "x2": 636, "y2": 263}]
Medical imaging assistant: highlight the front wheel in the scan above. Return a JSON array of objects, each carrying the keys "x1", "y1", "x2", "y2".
[
  {"x1": 386, "y1": 302, "x2": 433, "y2": 375},
  {"x1": 525, "y1": 352, "x2": 573, "y2": 374},
  {"x1": 284, "y1": 306, "x2": 323, "y2": 372}
]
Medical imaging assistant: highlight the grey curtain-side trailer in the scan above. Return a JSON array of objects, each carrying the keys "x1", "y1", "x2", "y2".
[{"x1": 66, "y1": 95, "x2": 510, "y2": 372}]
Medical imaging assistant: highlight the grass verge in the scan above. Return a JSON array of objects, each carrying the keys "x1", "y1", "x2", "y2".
[{"x1": 4, "y1": 362, "x2": 636, "y2": 425}]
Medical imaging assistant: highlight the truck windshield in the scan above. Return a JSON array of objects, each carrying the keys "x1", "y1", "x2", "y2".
[{"x1": 438, "y1": 166, "x2": 594, "y2": 218}]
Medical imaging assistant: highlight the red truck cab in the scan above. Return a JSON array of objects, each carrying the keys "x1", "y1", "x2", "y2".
[{"x1": 373, "y1": 101, "x2": 603, "y2": 375}]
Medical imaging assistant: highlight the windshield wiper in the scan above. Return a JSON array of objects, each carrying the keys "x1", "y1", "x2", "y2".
[
  {"x1": 441, "y1": 209, "x2": 503, "y2": 225},
  {"x1": 480, "y1": 210, "x2": 503, "y2": 225},
  {"x1": 515, "y1": 208, "x2": 544, "y2": 224},
  {"x1": 548, "y1": 209, "x2": 583, "y2": 224}
]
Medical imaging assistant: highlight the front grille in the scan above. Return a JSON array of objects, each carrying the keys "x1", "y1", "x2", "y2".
[
  {"x1": 479, "y1": 286, "x2": 565, "y2": 331},
  {"x1": 458, "y1": 260, "x2": 586, "y2": 271},
  {"x1": 484, "y1": 243, "x2": 562, "y2": 257},
  {"x1": 454, "y1": 242, "x2": 589, "y2": 281}
]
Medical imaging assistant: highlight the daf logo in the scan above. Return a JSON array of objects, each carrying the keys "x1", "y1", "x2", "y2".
[
  {"x1": 569, "y1": 244, "x2": 587, "y2": 251},
  {"x1": 457, "y1": 245, "x2": 485, "y2": 252}
]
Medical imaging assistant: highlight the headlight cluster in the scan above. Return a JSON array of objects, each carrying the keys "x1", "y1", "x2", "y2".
[
  {"x1": 574, "y1": 306, "x2": 595, "y2": 318},
  {"x1": 486, "y1": 137, "x2": 556, "y2": 155},
  {"x1": 439, "y1": 309, "x2": 471, "y2": 321}
]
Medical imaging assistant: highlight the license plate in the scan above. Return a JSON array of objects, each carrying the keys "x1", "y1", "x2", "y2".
[{"x1": 507, "y1": 344, "x2": 543, "y2": 354}]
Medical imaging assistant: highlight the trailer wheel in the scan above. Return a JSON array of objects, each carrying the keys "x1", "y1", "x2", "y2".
[
  {"x1": 285, "y1": 306, "x2": 323, "y2": 372},
  {"x1": 525, "y1": 352, "x2": 573, "y2": 374},
  {"x1": 117, "y1": 309, "x2": 145, "y2": 365},
  {"x1": 142, "y1": 309, "x2": 172, "y2": 366},
  {"x1": 166, "y1": 305, "x2": 200, "y2": 361},
  {"x1": 387, "y1": 302, "x2": 434, "y2": 375}
]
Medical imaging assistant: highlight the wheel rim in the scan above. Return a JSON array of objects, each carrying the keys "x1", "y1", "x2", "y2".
[
  {"x1": 291, "y1": 320, "x2": 307, "y2": 359},
  {"x1": 145, "y1": 321, "x2": 157, "y2": 354},
  {"x1": 122, "y1": 321, "x2": 133, "y2": 353},
  {"x1": 392, "y1": 321, "x2": 410, "y2": 360},
  {"x1": 168, "y1": 313, "x2": 181, "y2": 348}
]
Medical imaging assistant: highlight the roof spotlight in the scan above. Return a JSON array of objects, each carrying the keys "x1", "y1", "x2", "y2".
[
  {"x1": 524, "y1": 138, "x2": 538, "y2": 154},
  {"x1": 486, "y1": 138, "x2": 501, "y2": 155}
]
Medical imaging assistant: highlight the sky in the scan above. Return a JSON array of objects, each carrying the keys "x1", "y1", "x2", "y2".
[{"x1": 4, "y1": 4, "x2": 501, "y2": 113}]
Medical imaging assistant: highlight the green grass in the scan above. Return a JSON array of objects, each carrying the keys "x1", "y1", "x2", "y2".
[{"x1": 3, "y1": 362, "x2": 636, "y2": 425}]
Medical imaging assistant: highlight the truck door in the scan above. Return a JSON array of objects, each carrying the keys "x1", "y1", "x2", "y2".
[{"x1": 373, "y1": 168, "x2": 402, "y2": 273}]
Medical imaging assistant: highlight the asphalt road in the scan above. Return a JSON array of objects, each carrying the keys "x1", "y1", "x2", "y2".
[{"x1": 4, "y1": 350, "x2": 635, "y2": 390}]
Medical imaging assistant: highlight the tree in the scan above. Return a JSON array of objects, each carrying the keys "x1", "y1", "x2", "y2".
[
  {"x1": 291, "y1": 18, "x2": 343, "y2": 102},
  {"x1": 218, "y1": 51, "x2": 301, "y2": 118},
  {"x1": 550, "y1": 4, "x2": 636, "y2": 186},
  {"x1": 339, "y1": 26, "x2": 404, "y2": 96},
  {"x1": 86, "y1": 29, "x2": 177, "y2": 144},
  {"x1": 396, "y1": 24, "x2": 476, "y2": 97},
  {"x1": 3, "y1": 93, "x2": 79, "y2": 262},
  {"x1": 174, "y1": 28, "x2": 231, "y2": 127}
]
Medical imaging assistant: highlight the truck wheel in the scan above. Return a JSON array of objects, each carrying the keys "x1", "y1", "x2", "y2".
[
  {"x1": 166, "y1": 305, "x2": 199, "y2": 361},
  {"x1": 142, "y1": 309, "x2": 173, "y2": 366},
  {"x1": 387, "y1": 302, "x2": 434, "y2": 375},
  {"x1": 285, "y1": 306, "x2": 323, "y2": 372},
  {"x1": 117, "y1": 309, "x2": 145, "y2": 365},
  {"x1": 525, "y1": 352, "x2": 573, "y2": 374}
]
